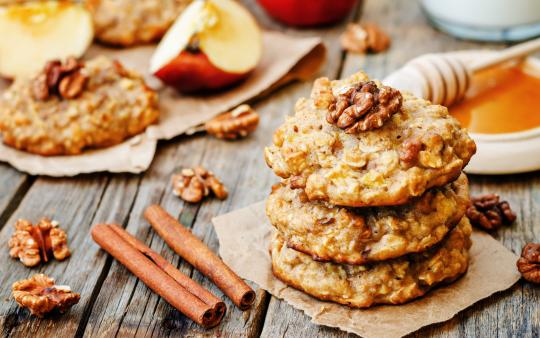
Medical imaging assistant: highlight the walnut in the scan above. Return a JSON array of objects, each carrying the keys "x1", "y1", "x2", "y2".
[
  {"x1": 466, "y1": 194, "x2": 516, "y2": 231},
  {"x1": 398, "y1": 136, "x2": 423, "y2": 167},
  {"x1": 205, "y1": 104, "x2": 259, "y2": 140},
  {"x1": 517, "y1": 243, "x2": 540, "y2": 283},
  {"x1": 32, "y1": 73, "x2": 51, "y2": 101},
  {"x1": 58, "y1": 70, "x2": 88, "y2": 99},
  {"x1": 8, "y1": 219, "x2": 40, "y2": 267},
  {"x1": 327, "y1": 81, "x2": 402, "y2": 133},
  {"x1": 172, "y1": 166, "x2": 228, "y2": 203},
  {"x1": 32, "y1": 57, "x2": 87, "y2": 101},
  {"x1": 8, "y1": 218, "x2": 70, "y2": 267},
  {"x1": 340, "y1": 23, "x2": 391, "y2": 54},
  {"x1": 12, "y1": 274, "x2": 80, "y2": 317}
]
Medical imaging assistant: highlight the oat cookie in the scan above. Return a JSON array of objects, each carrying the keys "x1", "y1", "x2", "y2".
[
  {"x1": 0, "y1": 56, "x2": 159, "y2": 156},
  {"x1": 271, "y1": 217, "x2": 472, "y2": 308},
  {"x1": 264, "y1": 72, "x2": 476, "y2": 207},
  {"x1": 86, "y1": 0, "x2": 191, "y2": 47},
  {"x1": 267, "y1": 174, "x2": 469, "y2": 265}
]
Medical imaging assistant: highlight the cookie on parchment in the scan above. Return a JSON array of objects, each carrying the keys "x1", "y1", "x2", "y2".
[
  {"x1": 0, "y1": 56, "x2": 159, "y2": 156},
  {"x1": 270, "y1": 217, "x2": 472, "y2": 308}
]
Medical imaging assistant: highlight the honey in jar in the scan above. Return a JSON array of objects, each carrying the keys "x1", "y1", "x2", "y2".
[{"x1": 451, "y1": 63, "x2": 540, "y2": 134}]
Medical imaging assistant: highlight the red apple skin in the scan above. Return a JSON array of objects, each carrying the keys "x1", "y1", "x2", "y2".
[
  {"x1": 154, "y1": 51, "x2": 250, "y2": 93},
  {"x1": 257, "y1": 0, "x2": 357, "y2": 26}
]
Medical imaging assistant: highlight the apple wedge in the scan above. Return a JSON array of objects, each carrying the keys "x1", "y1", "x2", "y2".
[
  {"x1": 150, "y1": 0, "x2": 262, "y2": 93},
  {"x1": 0, "y1": 1, "x2": 94, "y2": 79}
]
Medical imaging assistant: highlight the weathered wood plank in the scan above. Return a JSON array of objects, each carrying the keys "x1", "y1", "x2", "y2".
[
  {"x1": 81, "y1": 137, "x2": 211, "y2": 337},
  {"x1": 0, "y1": 164, "x2": 32, "y2": 229},
  {"x1": 0, "y1": 174, "x2": 141, "y2": 337}
]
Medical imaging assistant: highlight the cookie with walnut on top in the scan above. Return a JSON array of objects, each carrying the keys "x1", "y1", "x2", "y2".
[
  {"x1": 264, "y1": 72, "x2": 476, "y2": 207},
  {"x1": 0, "y1": 56, "x2": 159, "y2": 156}
]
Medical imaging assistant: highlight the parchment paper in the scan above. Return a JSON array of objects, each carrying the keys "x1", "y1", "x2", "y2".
[
  {"x1": 0, "y1": 32, "x2": 325, "y2": 176},
  {"x1": 212, "y1": 201, "x2": 522, "y2": 338},
  {"x1": 0, "y1": 134, "x2": 156, "y2": 176}
]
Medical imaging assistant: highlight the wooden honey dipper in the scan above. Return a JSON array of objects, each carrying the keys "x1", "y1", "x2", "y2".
[{"x1": 384, "y1": 37, "x2": 540, "y2": 107}]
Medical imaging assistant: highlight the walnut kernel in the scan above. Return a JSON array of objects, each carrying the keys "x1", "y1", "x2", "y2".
[
  {"x1": 327, "y1": 81, "x2": 402, "y2": 133},
  {"x1": 205, "y1": 104, "x2": 259, "y2": 140},
  {"x1": 8, "y1": 219, "x2": 40, "y2": 267},
  {"x1": 58, "y1": 70, "x2": 88, "y2": 99},
  {"x1": 517, "y1": 243, "x2": 540, "y2": 283},
  {"x1": 12, "y1": 274, "x2": 80, "y2": 317},
  {"x1": 466, "y1": 194, "x2": 516, "y2": 231},
  {"x1": 32, "y1": 57, "x2": 87, "y2": 101},
  {"x1": 398, "y1": 136, "x2": 423, "y2": 167},
  {"x1": 340, "y1": 23, "x2": 391, "y2": 54},
  {"x1": 172, "y1": 166, "x2": 228, "y2": 203},
  {"x1": 8, "y1": 218, "x2": 70, "y2": 267}
]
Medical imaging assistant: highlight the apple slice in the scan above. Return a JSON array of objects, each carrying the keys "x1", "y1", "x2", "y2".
[
  {"x1": 0, "y1": 1, "x2": 93, "y2": 79},
  {"x1": 150, "y1": 0, "x2": 262, "y2": 93}
]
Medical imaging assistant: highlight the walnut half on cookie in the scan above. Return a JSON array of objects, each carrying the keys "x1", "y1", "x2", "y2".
[{"x1": 12, "y1": 274, "x2": 80, "y2": 317}]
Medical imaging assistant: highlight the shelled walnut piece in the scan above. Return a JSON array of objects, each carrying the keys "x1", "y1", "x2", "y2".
[
  {"x1": 172, "y1": 166, "x2": 228, "y2": 203},
  {"x1": 12, "y1": 274, "x2": 80, "y2": 317},
  {"x1": 466, "y1": 194, "x2": 516, "y2": 231},
  {"x1": 8, "y1": 219, "x2": 70, "y2": 267},
  {"x1": 205, "y1": 104, "x2": 260, "y2": 140},
  {"x1": 340, "y1": 22, "x2": 391, "y2": 54},
  {"x1": 517, "y1": 243, "x2": 540, "y2": 283},
  {"x1": 327, "y1": 81, "x2": 402, "y2": 133},
  {"x1": 32, "y1": 57, "x2": 88, "y2": 101}
]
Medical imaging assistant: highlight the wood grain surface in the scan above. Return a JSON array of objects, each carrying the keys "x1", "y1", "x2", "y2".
[{"x1": 0, "y1": 0, "x2": 538, "y2": 337}]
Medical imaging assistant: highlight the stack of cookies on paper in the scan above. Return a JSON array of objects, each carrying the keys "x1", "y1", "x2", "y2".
[{"x1": 264, "y1": 72, "x2": 477, "y2": 308}]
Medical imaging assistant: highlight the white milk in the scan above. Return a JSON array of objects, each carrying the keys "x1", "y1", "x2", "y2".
[{"x1": 421, "y1": 0, "x2": 540, "y2": 41}]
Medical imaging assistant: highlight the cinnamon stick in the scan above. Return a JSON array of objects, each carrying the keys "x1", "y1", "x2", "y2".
[
  {"x1": 144, "y1": 205, "x2": 256, "y2": 310},
  {"x1": 106, "y1": 224, "x2": 225, "y2": 312},
  {"x1": 91, "y1": 223, "x2": 225, "y2": 327}
]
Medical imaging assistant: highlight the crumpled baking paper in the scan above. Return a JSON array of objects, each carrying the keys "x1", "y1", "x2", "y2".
[
  {"x1": 0, "y1": 32, "x2": 325, "y2": 176},
  {"x1": 212, "y1": 201, "x2": 521, "y2": 338}
]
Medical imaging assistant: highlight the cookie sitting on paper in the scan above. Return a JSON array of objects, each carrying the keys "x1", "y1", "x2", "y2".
[{"x1": 212, "y1": 202, "x2": 521, "y2": 338}]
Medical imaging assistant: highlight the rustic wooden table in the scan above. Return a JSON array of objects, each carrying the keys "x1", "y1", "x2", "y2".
[{"x1": 1, "y1": 0, "x2": 539, "y2": 337}]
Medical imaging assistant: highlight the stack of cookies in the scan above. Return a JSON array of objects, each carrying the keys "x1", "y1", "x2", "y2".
[{"x1": 264, "y1": 72, "x2": 477, "y2": 308}]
